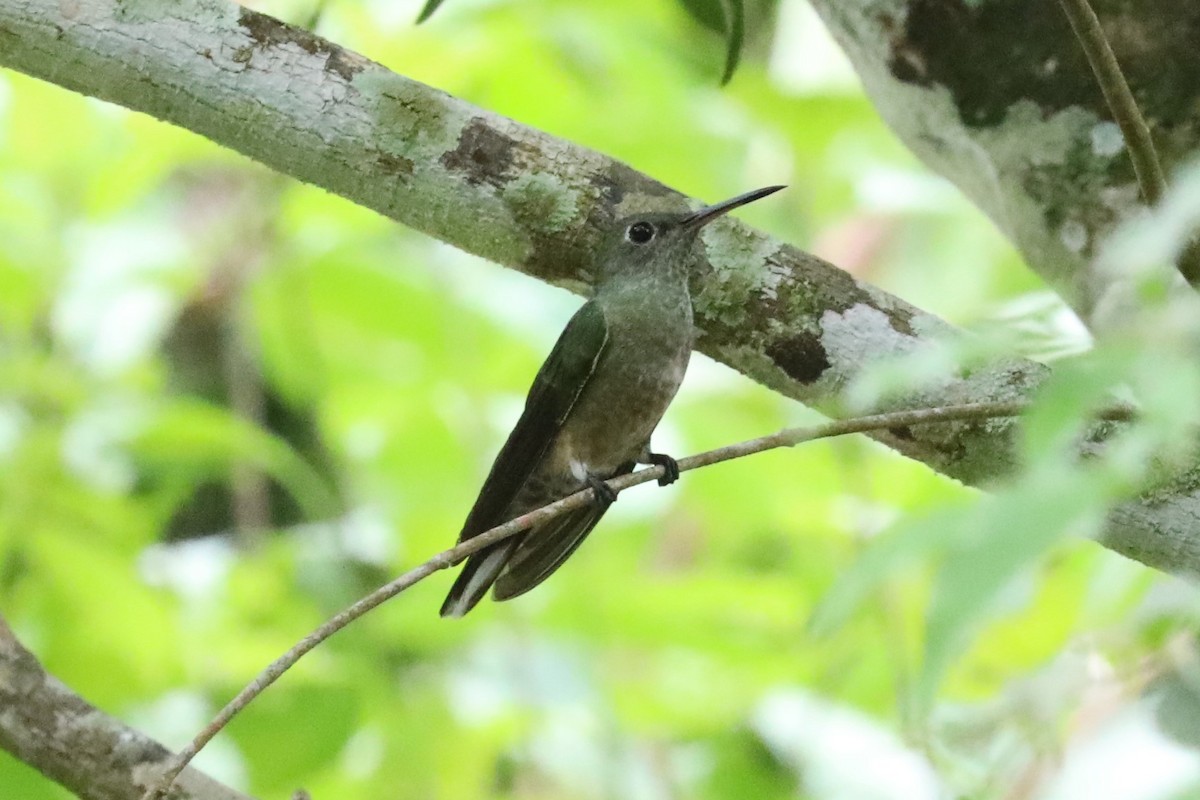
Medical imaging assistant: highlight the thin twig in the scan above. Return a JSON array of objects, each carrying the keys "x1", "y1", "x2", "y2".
[
  {"x1": 1057, "y1": 0, "x2": 1200, "y2": 287},
  {"x1": 1058, "y1": 0, "x2": 1163, "y2": 204},
  {"x1": 142, "y1": 399, "x2": 1133, "y2": 800}
]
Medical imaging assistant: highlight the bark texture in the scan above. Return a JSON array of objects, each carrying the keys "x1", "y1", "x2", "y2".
[
  {"x1": 808, "y1": 0, "x2": 1200, "y2": 320},
  {"x1": 0, "y1": 618, "x2": 252, "y2": 800},
  {"x1": 1, "y1": 0, "x2": 1199, "y2": 572}
]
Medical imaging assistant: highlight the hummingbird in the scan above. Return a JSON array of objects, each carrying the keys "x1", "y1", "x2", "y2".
[{"x1": 440, "y1": 185, "x2": 785, "y2": 617}]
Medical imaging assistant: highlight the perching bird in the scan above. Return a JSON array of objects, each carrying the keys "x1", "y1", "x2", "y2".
[{"x1": 440, "y1": 185, "x2": 785, "y2": 617}]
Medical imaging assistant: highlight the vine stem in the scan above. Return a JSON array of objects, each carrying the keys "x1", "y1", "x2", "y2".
[{"x1": 1057, "y1": 0, "x2": 1200, "y2": 287}]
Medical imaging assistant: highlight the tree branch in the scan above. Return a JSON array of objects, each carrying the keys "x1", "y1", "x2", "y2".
[
  {"x1": 142, "y1": 399, "x2": 1136, "y2": 799},
  {"x1": 1056, "y1": 0, "x2": 1200, "y2": 288},
  {"x1": 0, "y1": 0, "x2": 1045, "y2": 476},
  {"x1": 808, "y1": 0, "x2": 1200, "y2": 318},
  {"x1": 1, "y1": 3, "x2": 1199, "y2": 590},
  {"x1": 0, "y1": 616, "x2": 254, "y2": 800}
]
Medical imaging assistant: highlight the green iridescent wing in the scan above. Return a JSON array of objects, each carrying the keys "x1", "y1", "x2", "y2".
[
  {"x1": 440, "y1": 300, "x2": 609, "y2": 616},
  {"x1": 491, "y1": 458, "x2": 634, "y2": 602}
]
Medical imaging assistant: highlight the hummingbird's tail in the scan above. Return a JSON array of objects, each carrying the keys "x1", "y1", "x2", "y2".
[
  {"x1": 439, "y1": 541, "x2": 519, "y2": 618},
  {"x1": 438, "y1": 501, "x2": 607, "y2": 616},
  {"x1": 492, "y1": 503, "x2": 606, "y2": 601},
  {"x1": 438, "y1": 503, "x2": 605, "y2": 616},
  {"x1": 441, "y1": 464, "x2": 635, "y2": 615}
]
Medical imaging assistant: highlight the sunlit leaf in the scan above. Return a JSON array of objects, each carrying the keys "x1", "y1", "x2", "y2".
[
  {"x1": 918, "y1": 469, "x2": 1112, "y2": 708},
  {"x1": 415, "y1": 0, "x2": 446, "y2": 24},
  {"x1": 28, "y1": 528, "x2": 182, "y2": 706},
  {"x1": 677, "y1": 0, "x2": 745, "y2": 84},
  {"x1": 753, "y1": 689, "x2": 941, "y2": 798},
  {"x1": 807, "y1": 502, "x2": 972, "y2": 637},
  {"x1": 720, "y1": 0, "x2": 745, "y2": 85},
  {"x1": 677, "y1": 0, "x2": 725, "y2": 32}
]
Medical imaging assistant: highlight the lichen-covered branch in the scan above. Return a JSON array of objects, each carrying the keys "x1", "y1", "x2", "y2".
[
  {"x1": 0, "y1": 616, "x2": 253, "y2": 800},
  {"x1": 1, "y1": 0, "x2": 1199, "y2": 576},
  {"x1": 1054, "y1": 0, "x2": 1200, "y2": 287},
  {"x1": 808, "y1": 0, "x2": 1199, "y2": 318}
]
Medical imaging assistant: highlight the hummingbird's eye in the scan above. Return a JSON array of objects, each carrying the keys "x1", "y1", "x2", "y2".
[{"x1": 626, "y1": 221, "x2": 656, "y2": 244}]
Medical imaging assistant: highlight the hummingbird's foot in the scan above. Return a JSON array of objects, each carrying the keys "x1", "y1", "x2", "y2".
[
  {"x1": 646, "y1": 452, "x2": 680, "y2": 486},
  {"x1": 586, "y1": 473, "x2": 618, "y2": 509}
]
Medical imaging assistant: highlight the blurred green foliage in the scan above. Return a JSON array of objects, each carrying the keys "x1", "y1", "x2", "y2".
[{"x1": 3, "y1": 0, "x2": 1200, "y2": 798}]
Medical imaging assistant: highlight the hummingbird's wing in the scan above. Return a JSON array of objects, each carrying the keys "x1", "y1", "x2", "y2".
[
  {"x1": 491, "y1": 459, "x2": 634, "y2": 602},
  {"x1": 440, "y1": 300, "x2": 610, "y2": 617}
]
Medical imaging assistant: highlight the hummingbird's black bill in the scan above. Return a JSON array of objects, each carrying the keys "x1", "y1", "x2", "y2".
[{"x1": 683, "y1": 185, "x2": 786, "y2": 229}]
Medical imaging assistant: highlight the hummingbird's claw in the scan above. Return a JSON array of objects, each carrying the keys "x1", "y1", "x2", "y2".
[
  {"x1": 647, "y1": 453, "x2": 680, "y2": 486},
  {"x1": 586, "y1": 474, "x2": 618, "y2": 508}
]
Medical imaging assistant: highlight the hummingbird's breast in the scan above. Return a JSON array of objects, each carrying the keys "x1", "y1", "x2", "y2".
[{"x1": 549, "y1": 285, "x2": 693, "y2": 481}]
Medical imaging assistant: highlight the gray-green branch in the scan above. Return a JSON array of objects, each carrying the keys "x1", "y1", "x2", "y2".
[
  {"x1": 0, "y1": 1, "x2": 1197, "y2": 573},
  {"x1": 0, "y1": 616, "x2": 253, "y2": 800}
]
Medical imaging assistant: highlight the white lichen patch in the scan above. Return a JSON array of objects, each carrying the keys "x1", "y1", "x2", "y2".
[
  {"x1": 975, "y1": 100, "x2": 1096, "y2": 168},
  {"x1": 858, "y1": 284, "x2": 956, "y2": 342},
  {"x1": 817, "y1": 303, "x2": 921, "y2": 393},
  {"x1": 502, "y1": 173, "x2": 580, "y2": 234},
  {"x1": 351, "y1": 70, "x2": 532, "y2": 264},
  {"x1": 908, "y1": 309, "x2": 959, "y2": 342},
  {"x1": 1090, "y1": 121, "x2": 1125, "y2": 158},
  {"x1": 759, "y1": 259, "x2": 794, "y2": 302},
  {"x1": 702, "y1": 221, "x2": 785, "y2": 297},
  {"x1": 353, "y1": 70, "x2": 471, "y2": 157},
  {"x1": 1060, "y1": 219, "x2": 1089, "y2": 254},
  {"x1": 818, "y1": 0, "x2": 1121, "y2": 309}
]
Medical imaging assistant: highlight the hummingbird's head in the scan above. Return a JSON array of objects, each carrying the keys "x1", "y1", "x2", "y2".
[{"x1": 595, "y1": 185, "x2": 785, "y2": 287}]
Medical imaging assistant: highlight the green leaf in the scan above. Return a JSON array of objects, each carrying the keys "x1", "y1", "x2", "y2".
[
  {"x1": 917, "y1": 469, "x2": 1111, "y2": 709},
  {"x1": 807, "y1": 503, "x2": 972, "y2": 637},
  {"x1": 415, "y1": 0, "x2": 446, "y2": 24},
  {"x1": 677, "y1": 0, "x2": 725, "y2": 32},
  {"x1": 29, "y1": 528, "x2": 182, "y2": 706},
  {"x1": 1098, "y1": 159, "x2": 1200, "y2": 275},
  {"x1": 720, "y1": 0, "x2": 745, "y2": 85},
  {"x1": 1020, "y1": 347, "x2": 1134, "y2": 466},
  {"x1": 677, "y1": 0, "x2": 745, "y2": 84},
  {"x1": 702, "y1": 728, "x2": 795, "y2": 799}
]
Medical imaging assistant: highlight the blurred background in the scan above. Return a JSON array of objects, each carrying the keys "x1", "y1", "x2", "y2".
[{"x1": 3, "y1": 0, "x2": 1199, "y2": 797}]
